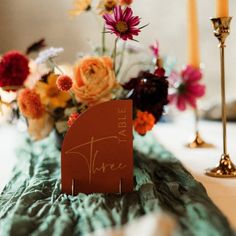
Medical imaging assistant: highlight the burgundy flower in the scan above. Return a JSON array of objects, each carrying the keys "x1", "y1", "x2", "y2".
[
  {"x1": 168, "y1": 65, "x2": 205, "y2": 111},
  {"x1": 103, "y1": 6, "x2": 141, "y2": 41},
  {"x1": 0, "y1": 51, "x2": 30, "y2": 90},
  {"x1": 123, "y1": 71, "x2": 169, "y2": 122},
  {"x1": 154, "y1": 68, "x2": 165, "y2": 77}
]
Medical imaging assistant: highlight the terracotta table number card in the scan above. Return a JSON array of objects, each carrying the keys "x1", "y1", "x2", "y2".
[{"x1": 61, "y1": 100, "x2": 133, "y2": 195}]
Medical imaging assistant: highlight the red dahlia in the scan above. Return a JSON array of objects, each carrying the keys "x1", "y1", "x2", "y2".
[{"x1": 0, "y1": 51, "x2": 30, "y2": 90}]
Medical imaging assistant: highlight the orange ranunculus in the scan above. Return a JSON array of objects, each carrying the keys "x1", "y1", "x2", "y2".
[
  {"x1": 133, "y1": 111, "x2": 155, "y2": 135},
  {"x1": 73, "y1": 56, "x2": 117, "y2": 106}
]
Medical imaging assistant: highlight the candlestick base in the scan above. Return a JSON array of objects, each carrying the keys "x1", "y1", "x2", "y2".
[
  {"x1": 186, "y1": 132, "x2": 214, "y2": 149},
  {"x1": 206, "y1": 154, "x2": 236, "y2": 178}
]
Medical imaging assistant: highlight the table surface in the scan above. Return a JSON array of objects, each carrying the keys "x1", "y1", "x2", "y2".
[
  {"x1": 0, "y1": 127, "x2": 233, "y2": 236},
  {"x1": 153, "y1": 113, "x2": 236, "y2": 229},
  {"x1": 1, "y1": 114, "x2": 236, "y2": 229}
]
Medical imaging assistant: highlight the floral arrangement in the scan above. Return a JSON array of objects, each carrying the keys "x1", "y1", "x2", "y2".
[{"x1": 0, "y1": 2, "x2": 169, "y2": 141}]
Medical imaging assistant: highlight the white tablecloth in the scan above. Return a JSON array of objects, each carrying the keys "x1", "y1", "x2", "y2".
[
  {"x1": 153, "y1": 113, "x2": 236, "y2": 229},
  {"x1": 0, "y1": 124, "x2": 23, "y2": 192}
]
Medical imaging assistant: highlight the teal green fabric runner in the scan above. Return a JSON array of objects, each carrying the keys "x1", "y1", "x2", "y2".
[{"x1": 0, "y1": 132, "x2": 234, "y2": 236}]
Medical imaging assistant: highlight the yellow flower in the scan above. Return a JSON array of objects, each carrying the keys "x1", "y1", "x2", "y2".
[
  {"x1": 97, "y1": 0, "x2": 118, "y2": 14},
  {"x1": 69, "y1": 0, "x2": 92, "y2": 16},
  {"x1": 35, "y1": 73, "x2": 71, "y2": 110}
]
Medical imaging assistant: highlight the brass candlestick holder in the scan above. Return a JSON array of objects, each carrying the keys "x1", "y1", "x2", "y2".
[
  {"x1": 206, "y1": 17, "x2": 236, "y2": 177},
  {"x1": 186, "y1": 107, "x2": 214, "y2": 148}
]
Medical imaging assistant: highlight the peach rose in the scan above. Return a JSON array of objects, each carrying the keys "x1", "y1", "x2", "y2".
[{"x1": 73, "y1": 56, "x2": 117, "y2": 106}]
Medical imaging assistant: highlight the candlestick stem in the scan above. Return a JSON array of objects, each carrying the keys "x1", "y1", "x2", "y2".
[
  {"x1": 220, "y1": 44, "x2": 227, "y2": 155},
  {"x1": 194, "y1": 107, "x2": 199, "y2": 133},
  {"x1": 206, "y1": 17, "x2": 236, "y2": 177}
]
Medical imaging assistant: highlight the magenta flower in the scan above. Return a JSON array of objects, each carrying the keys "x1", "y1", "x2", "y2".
[
  {"x1": 150, "y1": 40, "x2": 159, "y2": 58},
  {"x1": 103, "y1": 6, "x2": 141, "y2": 41},
  {"x1": 168, "y1": 65, "x2": 205, "y2": 111}
]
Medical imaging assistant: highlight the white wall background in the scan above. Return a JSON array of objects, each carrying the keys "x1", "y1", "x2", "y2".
[{"x1": 0, "y1": 0, "x2": 236, "y2": 102}]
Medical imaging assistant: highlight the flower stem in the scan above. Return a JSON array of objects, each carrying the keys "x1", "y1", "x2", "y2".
[
  {"x1": 194, "y1": 106, "x2": 199, "y2": 133},
  {"x1": 69, "y1": 91, "x2": 77, "y2": 106},
  {"x1": 102, "y1": 24, "x2": 106, "y2": 55},
  {"x1": 48, "y1": 58, "x2": 64, "y2": 75},
  {"x1": 112, "y1": 38, "x2": 119, "y2": 72},
  {"x1": 116, "y1": 42, "x2": 126, "y2": 77},
  {"x1": 78, "y1": 103, "x2": 87, "y2": 112}
]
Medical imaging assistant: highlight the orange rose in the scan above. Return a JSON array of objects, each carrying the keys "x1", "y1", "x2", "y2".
[{"x1": 73, "y1": 56, "x2": 117, "y2": 106}]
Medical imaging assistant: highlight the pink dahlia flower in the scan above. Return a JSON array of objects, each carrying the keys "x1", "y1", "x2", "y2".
[
  {"x1": 103, "y1": 6, "x2": 141, "y2": 41},
  {"x1": 168, "y1": 65, "x2": 205, "y2": 111}
]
